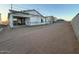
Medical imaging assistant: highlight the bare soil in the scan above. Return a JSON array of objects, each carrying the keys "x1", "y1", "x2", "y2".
[{"x1": 0, "y1": 22, "x2": 79, "y2": 54}]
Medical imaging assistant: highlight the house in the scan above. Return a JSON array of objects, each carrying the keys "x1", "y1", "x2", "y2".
[
  {"x1": 8, "y1": 9, "x2": 49, "y2": 28},
  {"x1": 45, "y1": 16, "x2": 57, "y2": 24}
]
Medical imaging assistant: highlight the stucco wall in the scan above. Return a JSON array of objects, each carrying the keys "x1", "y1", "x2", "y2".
[
  {"x1": 29, "y1": 16, "x2": 46, "y2": 25},
  {"x1": 25, "y1": 18, "x2": 30, "y2": 25},
  {"x1": 71, "y1": 13, "x2": 79, "y2": 41},
  {"x1": 45, "y1": 16, "x2": 55, "y2": 24}
]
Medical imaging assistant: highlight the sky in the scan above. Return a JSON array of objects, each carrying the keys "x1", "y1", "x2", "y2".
[{"x1": 0, "y1": 4, "x2": 79, "y2": 21}]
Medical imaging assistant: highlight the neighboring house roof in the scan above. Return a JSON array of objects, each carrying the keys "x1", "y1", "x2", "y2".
[{"x1": 9, "y1": 9, "x2": 44, "y2": 17}]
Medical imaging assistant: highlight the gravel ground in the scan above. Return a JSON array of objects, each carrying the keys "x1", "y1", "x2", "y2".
[{"x1": 0, "y1": 22, "x2": 79, "y2": 54}]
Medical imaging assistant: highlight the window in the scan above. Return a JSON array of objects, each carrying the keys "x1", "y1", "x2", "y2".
[{"x1": 41, "y1": 19, "x2": 43, "y2": 23}]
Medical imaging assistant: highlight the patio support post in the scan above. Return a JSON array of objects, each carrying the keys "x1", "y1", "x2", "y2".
[{"x1": 9, "y1": 14, "x2": 14, "y2": 28}]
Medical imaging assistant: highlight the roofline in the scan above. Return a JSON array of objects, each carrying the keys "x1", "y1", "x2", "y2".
[
  {"x1": 9, "y1": 9, "x2": 44, "y2": 17},
  {"x1": 32, "y1": 9, "x2": 44, "y2": 17},
  {"x1": 22, "y1": 9, "x2": 44, "y2": 17}
]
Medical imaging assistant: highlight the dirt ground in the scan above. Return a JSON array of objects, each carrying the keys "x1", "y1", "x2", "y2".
[{"x1": 0, "y1": 22, "x2": 79, "y2": 54}]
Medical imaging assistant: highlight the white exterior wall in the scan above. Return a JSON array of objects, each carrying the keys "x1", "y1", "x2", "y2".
[
  {"x1": 29, "y1": 16, "x2": 46, "y2": 26},
  {"x1": 45, "y1": 17, "x2": 51, "y2": 23},
  {"x1": 25, "y1": 18, "x2": 30, "y2": 25},
  {"x1": 45, "y1": 16, "x2": 55, "y2": 24}
]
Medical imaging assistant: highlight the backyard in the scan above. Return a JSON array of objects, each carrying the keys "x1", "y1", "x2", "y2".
[{"x1": 0, "y1": 22, "x2": 79, "y2": 53}]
